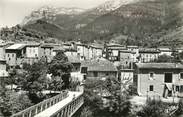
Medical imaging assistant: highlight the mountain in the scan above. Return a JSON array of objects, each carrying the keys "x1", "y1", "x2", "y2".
[
  {"x1": 21, "y1": 6, "x2": 86, "y2": 25},
  {"x1": 23, "y1": 20, "x2": 76, "y2": 41},
  {"x1": 21, "y1": 0, "x2": 183, "y2": 47},
  {"x1": 77, "y1": 0, "x2": 183, "y2": 46},
  {"x1": 87, "y1": 0, "x2": 139, "y2": 15},
  {"x1": 22, "y1": 0, "x2": 140, "y2": 30}
]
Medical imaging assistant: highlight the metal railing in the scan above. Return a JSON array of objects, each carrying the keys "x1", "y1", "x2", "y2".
[
  {"x1": 50, "y1": 93, "x2": 84, "y2": 117},
  {"x1": 11, "y1": 91, "x2": 69, "y2": 117}
]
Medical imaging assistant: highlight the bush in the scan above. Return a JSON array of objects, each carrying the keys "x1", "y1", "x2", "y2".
[{"x1": 0, "y1": 90, "x2": 33, "y2": 116}]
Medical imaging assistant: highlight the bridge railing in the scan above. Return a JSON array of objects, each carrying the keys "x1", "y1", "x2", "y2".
[
  {"x1": 11, "y1": 91, "x2": 69, "y2": 117},
  {"x1": 51, "y1": 93, "x2": 84, "y2": 117}
]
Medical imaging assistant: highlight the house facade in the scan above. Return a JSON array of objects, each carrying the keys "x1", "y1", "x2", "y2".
[
  {"x1": 76, "y1": 42, "x2": 89, "y2": 60},
  {"x1": 139, "y1": 48, "x2": 160, "y2": 63},
  {"x1": 89, "y1": 44, "x2": 103, "y2": 59},
  {"x1": 0, "y1": 44, "x2": 6, "y2": 60},
  {"x1": 103, "y1": 44, "x2": 126, "y2": 62},
  {"x1": 0, "y1": 60, "x2": 8, "y2": 88},
  {"x1": 120, "y1": 69, "x2": 134, "y2": 91},
  {"x1": 127, "y1": 45, "x2": 139, "y2": 62},
  {"x1": 5, "y1": 44, "x2": 26, "y2": 67},
  {"x1": 40, "y1": 44, "x2": 54, "y2": 63},
  {"x1": 158, "y1": 46, "x2": 172, "y2": 56},
  {"x1": 119, "y1": 50, "x2": 134, "y2": 69},
  {"x1": 134, "y1": 63, "x2": 183, "y2": 98},
  {"x1": 81, "y1": 58, "x2": 117, "y2": 80},
  {"x1": 24, "y1": 43, "x2": 41, "y2": 65}
]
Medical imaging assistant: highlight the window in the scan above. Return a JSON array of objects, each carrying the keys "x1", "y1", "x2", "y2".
[
  {"x1": 164, "y1": 73, "x2": 172, "y2": 83},
  {"x1": 12, "y1": 54, "x2": 14, "y2": 57},
  {"x1": 149, "y1": 85, "x2": 154, "y2": 91},
  {"x1": 94, "y1": 72, "x2": 98, "y2": 77},
  {"x1": 81, "y1": 67, "x2": 87, "y2": 74},
  {"x1": 149, "y1": 72, "x2": 154, "y2": 80},
  {"x1": 84, "y1": 75, "x2": 87, "y2": 80},
  {"x1": 180, "y1": 73, "x2": 183, "y2": 79},
  {"x1": 8, "y1": 54, "x2": 9, "y2": 57},
  {"x1": 180, "y1": 86, "x2": 183, "y2": 93},
  {"x1": 176, "y1": 86, "x2": 179, "y2": 92}
]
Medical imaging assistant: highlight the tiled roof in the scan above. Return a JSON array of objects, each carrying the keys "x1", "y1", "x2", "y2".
[
  {"x1": 120, "y1": 50, "x2": 131, "y2": 53},
  {"x1": 139, "y1": 48, "x2": 160, "y2": 53},
  {"x1": 90, "y1": 44, "x2": 103, "y2": 49},
  {"x1": 26, "y1": 43, "x2": 40, "y2": 47},
  {"x1": 81, "y1": 58, "x2": 117, "y2": 72},
  {"x1": 127, "y1": 45, "x2": 138, "y2": 48},
  {"x1": 41, "y1": 43, "x2": 54, "y2": 48},
  {"x1": 6, "y1": 44, "x2": 26, "y2": 50},
  {"x1": 108, "y1": 46, "x2": 126, "y2": 50},
  {"x1": 136, "y1": 63, "x2": 183, "y2": 69}
]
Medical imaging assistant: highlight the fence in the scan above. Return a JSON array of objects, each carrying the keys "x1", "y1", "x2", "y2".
[{"x1": 11, "y1": 91, "x2": 69, "y2": 117}]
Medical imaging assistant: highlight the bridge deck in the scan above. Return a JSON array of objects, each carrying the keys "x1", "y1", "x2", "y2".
[{"x1": 34, "y1": 91, "x2": 83, "y2": 117}]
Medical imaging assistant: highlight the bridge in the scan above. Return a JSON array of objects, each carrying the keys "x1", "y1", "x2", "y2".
[{"x1": 11, "y1": 91, "x2": 84, "y2": 117}]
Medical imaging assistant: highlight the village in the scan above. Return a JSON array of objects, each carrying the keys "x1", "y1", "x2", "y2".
[{"x1": 1, "y1": 40, "x2": 183, "y2": 99}]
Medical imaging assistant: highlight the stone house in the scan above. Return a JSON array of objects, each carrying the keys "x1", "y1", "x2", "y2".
[
  {"x1": 76, "y1": 42, "x2": 89, "y2": 60},
  {"x1": 139, "y1": 48, "x2": 160, "y2": 63},
  {"x1": 24, "y1": 43, "x2": 41, "y2": 65},
  {"x1": 158, "y1": 46, "x2": 173, "y2": 56},
  {"x1": 0, "y1": 59, "x2": 8, "y2": 88},
  {"x1": 103, "y1": 44, "x2": 126, "y2": 62},
  {"x1": 81, "y1": 58, "x2": 117, "y2": 80},
  {"x1": 40, "y1": 43, "x2": 54, "y2": 63},
  {"x1": 119, "y1": 50, "x2": 135, "y2": 69},
  {"x1": 5, "y1": 44, "x2": 26, "y2": 67},
  {"x1": 88, "y1": 44, "x2": 103, "y2": 59},
  {"x1": 120, "y1": 69, "x2": 134, "y2": 91},
  {"x1": 134, "y1": 63, "x2": 183, "y2": 98}
]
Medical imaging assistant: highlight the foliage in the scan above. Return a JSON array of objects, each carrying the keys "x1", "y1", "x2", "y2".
[
  {"x1": 80, "y1": 76, "x2": 132, "y2": 117},
  {"x1": 174, "y1": 99, "x2": 183, "y2": 116},
  {"x1": 153, "y1": 54, "x2": 172, "y2": 63},
  {"x1": 137, "y1": 100, "x2": 170, "y2": 117},
  {"x1": 0, "y1": 90, "x2": 32, "y2": 116},
  {"x1": 69, "y1": 80, "x2": 80, "y2": 91},
  {"x1": 48, "y1": 50, "x2": 73, "y2": 90},
  {"x1": 4, "y1": 68, "x2": 17, "y2": 90},
  {"x1": 19, "y1": 61, "x2": 48, "y2": 103}
]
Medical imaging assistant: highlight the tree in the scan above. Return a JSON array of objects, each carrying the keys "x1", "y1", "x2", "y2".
[
  {"x1": 102, "y1": 76, "x2": 132, "y2": 117},
  {"x1": 80, "y1": 76, "x2": 132, "y2": 117},
  {"x1": 48, "y1": 50, "x2": 73, "y2": 90},
  {"x1": 137, "y1": 100, "x2": 169, "y2": 117},
  {"x1": 174, "y1": 99, "x2": 183, "y2": 116},
  {"x1": 153, "y1": 54, "x2": 172, "y2": 63},
  {"x1": 0, "y1": 90, "x2": 32, "y2": 116},
  {"x1": 4, "y1": 68, "x2": 17, "y2": 90},
  {"x1": 19, "y1": 61, "x2": 48, "y2": 103}
]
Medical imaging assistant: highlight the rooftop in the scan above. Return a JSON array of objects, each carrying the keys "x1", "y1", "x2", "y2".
[
  {"x1": 6, "y1": 44, "x2": 26, "y2": 50},
  {"x1": 26, "y1": 43, "x2": 41, "y2": 47},
  {"x1": 81, "y1": 58, "x2": 117, "y2": 72},
  {"x1": 41, "y1": 43, "x2": 54, "y2": 48},
  {"x1": 89, "y1": 43, "x2": 103, "y2": 49},
  {"x1": 120, "y1": 50, "x2": 132, "y2": 53},
  {"x1": 139, "y1": 48, "x2": 160, "y2": 53},
  {"x1": 136, "y1": 63, "x2": 183, "y2": 69}
]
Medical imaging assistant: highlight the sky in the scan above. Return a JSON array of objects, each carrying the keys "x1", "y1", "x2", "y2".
[{"x1": 0, "y1": 0, "x2": 109, "y2": 28}]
